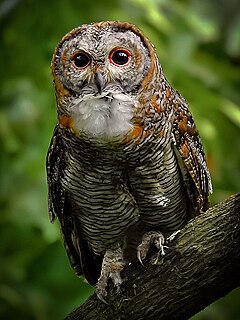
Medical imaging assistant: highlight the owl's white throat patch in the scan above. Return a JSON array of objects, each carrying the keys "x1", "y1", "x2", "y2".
[{"x1": 70, "y1": 93, "x2": 134, "y2": 138}]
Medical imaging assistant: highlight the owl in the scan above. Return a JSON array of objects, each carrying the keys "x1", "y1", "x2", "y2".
[{"x1": 47, "y1": 21, "x2": 212, "y2": 302}]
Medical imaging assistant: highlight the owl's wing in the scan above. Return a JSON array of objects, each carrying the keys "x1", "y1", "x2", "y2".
[
  {"x1": 46, "y1": 125, "x2": 102, "y2": 285},
  {"x1": 171, "y1": 99, "x2": 212, "y2": 215}
]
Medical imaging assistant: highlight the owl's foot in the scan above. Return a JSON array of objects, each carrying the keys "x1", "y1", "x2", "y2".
[
  {"x1": 137, "y1": 231, "x2": 167, "y2": 265},
  {"x1": 96, "y1": 244, "x2": 125, "y2": 304}
]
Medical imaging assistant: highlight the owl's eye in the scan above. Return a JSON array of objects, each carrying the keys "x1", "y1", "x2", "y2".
[
  {"x1": 72, "y1": 52, "x2": 91, "y2": 69},
  {"x1": 109, "y1": 49, "x2": 131, "y2": 66}
]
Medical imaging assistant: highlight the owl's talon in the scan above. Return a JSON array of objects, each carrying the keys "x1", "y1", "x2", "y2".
[
  {"x1": 96, "y1": 284, "x2": 109, "y2": 304},
  {"x1": 137, "y1": 248, "x2": 145, "y2": 266},
  {"x1": 137, "y1": 242, "x2": 149, "y2": 264},
  {"x1": 137, "y1": 231, "x2": 166, "y2": 263},
  {"x1": 96, "y1": 244, "x2": 124, "y2": 302}
]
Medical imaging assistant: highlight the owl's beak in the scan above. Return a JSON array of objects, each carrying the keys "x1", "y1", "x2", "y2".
[{"x1": 94, "y1": 71, "x2": 105, "y2": 94}]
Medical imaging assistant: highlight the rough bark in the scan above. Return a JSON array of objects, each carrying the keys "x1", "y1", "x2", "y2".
[{"x1": 65, "y1": 194, "x2": 240, "y2": 320}]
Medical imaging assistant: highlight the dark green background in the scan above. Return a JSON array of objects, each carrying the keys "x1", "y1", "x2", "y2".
[{"x1": 0, "y1": 0, "x2": 240, "y2": 319}]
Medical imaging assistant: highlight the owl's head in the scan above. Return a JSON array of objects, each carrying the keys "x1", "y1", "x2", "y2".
[{"x1": 52, "y1": 21, "x2": 160, "y2": 137}]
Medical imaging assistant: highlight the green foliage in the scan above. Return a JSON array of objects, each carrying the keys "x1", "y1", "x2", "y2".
[{"x1": 0, "y1": 0, "x2": 239, "y2": 318}]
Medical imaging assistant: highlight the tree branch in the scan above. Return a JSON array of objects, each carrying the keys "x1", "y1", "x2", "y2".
[{"x1": 66, "y1": 194, "x2": 240, "y2": 320}]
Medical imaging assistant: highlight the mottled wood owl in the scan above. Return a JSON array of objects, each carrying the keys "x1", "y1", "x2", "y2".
[{"x1": 47, "y1": 21, "x2": 212, "y2": 301}]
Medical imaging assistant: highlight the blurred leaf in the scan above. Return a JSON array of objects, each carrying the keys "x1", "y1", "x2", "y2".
[{"x1": 221, "y1": 99, "x2": 240, "y2": 128}]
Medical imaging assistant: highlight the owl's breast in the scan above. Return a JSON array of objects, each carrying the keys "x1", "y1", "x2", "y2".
[
  {"x1": 123, "y1": 122, "x2": 188, "y2": 232},
  {"x1": 127, "y1": 140, "x2": 188, "y2": 232},
  {"x1": 60, "y1": 132, "x2": 140, "y2": 254}
]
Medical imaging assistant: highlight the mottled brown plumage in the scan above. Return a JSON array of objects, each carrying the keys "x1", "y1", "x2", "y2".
[{"x1": 47, "y1": 21, "x2": 212, "y2": 301}]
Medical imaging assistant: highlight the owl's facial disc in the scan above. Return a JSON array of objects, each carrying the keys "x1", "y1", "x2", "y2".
[
  {"x1": 53, "y1": 22, "x2": 155, "y2": 138},
  {"x1": 69, "y1": 46, "x2": 135, "y2": 97},
  {"x1": 53, "y1": 25, "x2": 152, "y2": 99}
]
